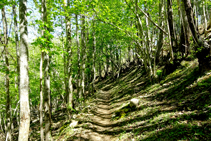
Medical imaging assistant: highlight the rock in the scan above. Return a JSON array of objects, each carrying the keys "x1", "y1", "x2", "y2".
[
  {"x1": 69, "y1": 120, "x2": 78, "y2": 128},
  {"x1": 72, "y1": 114, "x2": 77, "y2": 119},
  {"x1": 130, "y1": 98, "x2": 139, "y2": 108}
]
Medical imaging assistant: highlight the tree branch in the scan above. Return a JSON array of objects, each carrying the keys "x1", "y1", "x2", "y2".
[
  {"x1": 130, "y1": 0, "x2": 168, "y2": 35},
  {"x1": 92, "y1": 6, "x2": 144, "y2": 52}
]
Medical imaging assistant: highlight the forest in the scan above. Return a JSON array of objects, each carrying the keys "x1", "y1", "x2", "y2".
[{"x1": 0, "y1": 0, "x2": 211, "y2": 140}]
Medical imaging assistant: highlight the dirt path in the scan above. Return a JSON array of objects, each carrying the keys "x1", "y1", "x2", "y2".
[{"x1": 73, "y1": 90, "x2": 117, "y2": 141}]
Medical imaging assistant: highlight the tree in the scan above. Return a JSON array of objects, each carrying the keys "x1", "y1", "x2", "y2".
[
  {"x1": 92, "y1": 19, "x2": 96, "y2": 93},
  {"x1": 64, "y1": 0, "x2": 73, "y2": 117},
  {"x1": 156, "y1": 0, "x2": 164, "y2": 64},
  {"x1": 167, "y1": 0, "x2": 176, "y2": 60},
  {"x1": 80, "y1": 14, "x2": 86, "y2": 100},
  {"x1": 182, "y1": 0, "x2": 211, "y2": 72},
  {"x1": 42, "y1": 0, "x2": 52, "y2": 139},
  {"x1": 1, "y1": 6, "x2": 11, "y2": 141},
  {"x1": 75, "y1": 14, "x2": 82, "y2": 103},
  {"x1": 18, "y1": 0, "x2": 30, "y2": 140}
]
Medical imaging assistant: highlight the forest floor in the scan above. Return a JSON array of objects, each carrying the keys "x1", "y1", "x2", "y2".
[
  {"x1": 55, "y1": 90, "x2": 118, "y2": 141},
  {"x1": 55, "y1": 59, "x2": 211, "y2": 141},
  {"x1": 25, "y1": 59, "x2": 211, "y2": 141}
]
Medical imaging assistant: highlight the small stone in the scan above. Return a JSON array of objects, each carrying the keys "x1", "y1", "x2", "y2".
[
  {"x1": 130, "y1": 98, "x2": 139, "y2": 108},
  {"x1": 69, "y1": 120, "x2": 78, "y2": 128}
]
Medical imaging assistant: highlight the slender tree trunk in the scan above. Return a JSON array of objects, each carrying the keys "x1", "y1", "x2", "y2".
[
  {"x1": 63, "y1": 37, "x2": 67, "y2": 103},
  {"x1": 156, "y1": 0, "x2": 164, "y2": 64},
  {"x1": 39, "y1": 1, "x2": 45, "y2": 140},
  {"x1": 38, "y1": 47, "x2": 44, "y2": 141},
  {"x1": 2, "y1": 6, "x2": 12, "y2": 141},
  {"x1": 92, "y1": 20, "x2": 96, "y2": 93},
  {"x1": 43, "y1": 49, "x2": 51, "y2": 141},
  {"x1": 206, "y1": 1, "x2": 209, "y2": 21},
  {"x1": 167, "y1": 0, "x2": 176, "y2": 59},
  {"x1": 39, "y1": 52, "x2": 44, "y2": 141},
  {"x1": 64, "y1": 0, "x2": 73, "y2": 115},
  {"x1": 81, "y1": 15, "x2": 86, "y2": 99},
  {"x1": 85, "y1": 23, "x2": 90, "y2": 98},
  {"x1": 87, "y1": 41, "x2": 91, "y2": 96},
  {"x1": 42, "y1": 0, "x2": 52, "y2": 139},
  {"x1": 193, "y1": 0, "x2": 198, "y2": 28},
  {"x1": 13, "y1": 2, "x2": 20, "y2": 98},
  {"x1": 144, "y1": 5, "x2": 153, "y2": 79},
  {"x1": 105, "y1": 44, "x2": 109, "y2": 76},
  {"x1": 76, "y1": 14, "x2": 81, "y2": 101},
  {"x1": 0, "y1": 113, "x2": 3, "y2": 132},
  {"x1": 98, "y1": 42, "x2": 103, "y2": 79},
  {"x1": 13, "y1": 2, "x2": 20, "y2": 130},
  {"x1": 99, "y1": 45, "x2": 102, "y2": 79},
  {"x1": 179, "y1": 0, "x2": 190, "y2": 57},
  {"x1": 203, "y1": 1, "x2": 207, "y2": 37},
  {"x1": 182, "y1": 0, "x2": 198, "y2": 44},
  {"x1": 18, "y1": 0, "x2": 30, "y2": 140}
]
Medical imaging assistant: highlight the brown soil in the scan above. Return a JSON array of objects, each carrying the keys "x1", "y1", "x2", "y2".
[{"x1": 72, "y1": 90, "x2": 118, "y2": 141}]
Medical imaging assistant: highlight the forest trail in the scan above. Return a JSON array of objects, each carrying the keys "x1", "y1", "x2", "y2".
[
  {"x1": 56, "y1": 61, "x2": 211, "y2": 140},
  {"x1": 70, "y1": 89, "x2": 118, "y2": 141}
]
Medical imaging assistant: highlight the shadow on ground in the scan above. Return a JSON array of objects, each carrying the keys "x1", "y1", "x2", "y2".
[{"x1": 57, "y1": 59, "x2": 211, "y2": 140}]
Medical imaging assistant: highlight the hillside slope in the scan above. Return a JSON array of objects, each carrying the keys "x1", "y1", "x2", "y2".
[{"x1": 56, "y1": 59, "x2": 211, "y2": 141}]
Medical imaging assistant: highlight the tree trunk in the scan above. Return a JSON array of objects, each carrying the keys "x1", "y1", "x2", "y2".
[
  {"x1": 156, "y1": 0, "x2": 164, "y2": 64},
  {"x1": 203, "y1": 1, "x2": 207, "y2": 37},
  {"x1": 193, "y1": 0, "x2": 198, "y2": 28},
  {"x1": 64, "y1": 0, "x2": 73, "y2": 116},
  {"x1": 85, "y1": 23, "x2": 90, "y2": 98},
  {"x1": 92, "y1": 20, "x2": 96, "y2": 94},
  {"x1": 42, "y1": 0, "x2": 52, "y2": 139},
  {"x1": 105, "y1": 44, "x2": 109, "y2": 77},
  {"x1": 18, "y1": 0, "x2": 30, "y2": 140},
  {"x1": 144, "y1": 5, "x2": 153, "y2": 79},
  {"x1": 39, "y1": 52, "x2": 44, "y2": 141},
  {"x1": 43, "y1": 50, "x2": 51, "y2": 141},
  {"x1": 167, "y1": 0, "x2": 176, "y2": 58},
  {"x1": 98, "y1": 43, "x2": 102, "y2": 79},
  {"x1": 179, "y1": 0, "x2": 190, "y2": 57},
  {"x1": 2, "y1": 6, "x2": 12, "y2": 141},
  {"x1": 13, "y1": 1, "x2": 20, "y2": 130},
  {"x1": 182, "y1": 0, "x2": 211, "y2": 71},
  {"x1": 13, "y1": 3, "x2": 20, "y2": 98},
  {"x1": 81, "y1": 15, "x2": 86, "y2": 100},
  {"x1": 76, "y1": 14, "x2": 82, "y2": 102}
]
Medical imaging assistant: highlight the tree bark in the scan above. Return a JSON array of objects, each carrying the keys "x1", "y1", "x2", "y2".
[
  {"x1": 167, "y1": 0, "x2": 177, "y2": 57},
  {"x1": 13, "y1": 1, "x2": 20, "y2": 130},
  {"x1": 64, "y1": 0, "x2": 73, "y2": 116},
  {"x1": 18, "y1": 0, "x2": 30, "y2": 140},
  {"x1": 76, "y1": 14, "x2": 82, "y2": 102},
  {"x1": 2, "y1": 6, "x2": 12, "y2": 141},
  {"x1": 39, "y1": 52, "x2": 44, "y2": 141},
  {"x1": 193, "y1": 0, "x2": 198, "y2": 28},
  {"x1": 105, "y1": 44, "x2": 109, "y2": 76},
  {"x1": 182, "y1": 0, "x2": 211, "y2": 71},
  {"x1": 144, "y1": 4, "x2": 153, "y2": 79},
  {"x1": 156, "y1": 0, "x2": 164, "y2": 64},
  {"x1": 179, "y1": 0, "x2": 190, "y2": 57},
  {"x1": 13, "y1": 3, "x2": 20, "y2": 98},
  {"x1": 203, "y1": 1, "x2": 207, "y2": 37},
  {"x1": 42, "y1": 0, "x2": 52, "y2": 139},
  {"x1": 92, "y1": 19, "x2": 96, "y2": 94},
  {"x1": 80, "y1": 15, "x2": 86, "y2": 100}
]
